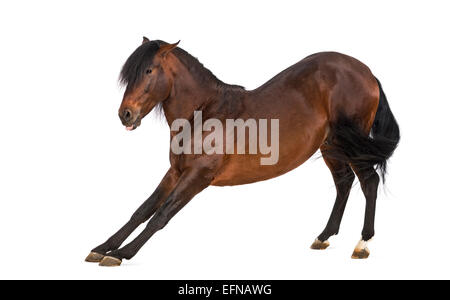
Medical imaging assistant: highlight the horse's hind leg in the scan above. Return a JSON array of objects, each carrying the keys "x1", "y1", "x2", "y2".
[
  {"x1": 350, "y1": 165, "x2": 379, "y2": 259},
  {"x1": 311, "y1": 148, "x2": 355, "y2": 250},
  {"x1": 85, "y1": 168, "x2": 179, "y2": 262}
]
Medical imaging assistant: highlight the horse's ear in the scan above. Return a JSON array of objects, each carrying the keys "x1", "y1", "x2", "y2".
[
  {"x1": 142, "y1": 36, "x2": 150, "y2": 44},
  {"x1": 158, "y1": 40, "x2": 180, "y2": 58}
]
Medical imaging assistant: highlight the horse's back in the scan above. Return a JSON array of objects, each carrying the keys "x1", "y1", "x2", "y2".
[
  {"x1": 253, "y1": 51, "x2": 379, "y2": 128},
  {"x1": 210, "y1": 52, "x2": 380, "y2": 186}
]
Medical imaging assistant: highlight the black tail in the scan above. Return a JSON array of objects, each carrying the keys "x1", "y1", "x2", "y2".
[
  {"x1": 323, "y1": 77, "x2": 400, "y2": 182},
  {"x1": 371, "y1": 78, "x2": 400, "y2": 180}
]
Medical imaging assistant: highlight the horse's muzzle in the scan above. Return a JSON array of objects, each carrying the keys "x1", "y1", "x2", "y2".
[{"x1": 119, "y1": 108, "x2": 141, "y2": 131}]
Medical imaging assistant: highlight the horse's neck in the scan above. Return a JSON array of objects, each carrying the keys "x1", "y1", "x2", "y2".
[
  {"x1": 162, "y1": 83, "x2": 217, "y2": 125},
  {"x1": 161, "y1": 53, "x2": 249, "y2": 125},
  {"x1": 161, "y1": 57, "x2": 220, "y2": 124}
]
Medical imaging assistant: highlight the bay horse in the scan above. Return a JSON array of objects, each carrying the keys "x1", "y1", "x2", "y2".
[{"x1": 86, "y1": 37, "x2": 400, "y2": 266}]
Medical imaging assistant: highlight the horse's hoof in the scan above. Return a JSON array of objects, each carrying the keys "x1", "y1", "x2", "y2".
[
  {"x1": 99, "y1": 256, "x2": 122, "y2": 267},
  {"x1": 351, "y1": 248, "x2": 370, "y2": 259},
  {"x1": 85, "y1": 252, "x2": 104, "y2": 263},
  {"x1": 310, "y1": 238, "x2": 330, "y2": 250},
  {"x1": 351, "y1": 240, "x2": 370, "y2": 259}
]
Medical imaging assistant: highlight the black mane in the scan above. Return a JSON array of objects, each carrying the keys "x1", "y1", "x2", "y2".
[
  {"x1": 119, "y1": 40, "x2": 244, "y2": 90},
  {"x1": 119, "y1": 41, "x2": 160, "y2": 88}
]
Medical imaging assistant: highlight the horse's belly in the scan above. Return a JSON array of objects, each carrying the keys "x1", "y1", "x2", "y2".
[
  {"x1": 210, "y1": 120, "x2": 328, "y2": 186},
  {"x1": 210, "y1": 153, "x2": 311, "y2": 186}
]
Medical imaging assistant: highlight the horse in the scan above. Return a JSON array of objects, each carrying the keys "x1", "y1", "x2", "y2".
[{"x1": 85, "y1": 37, "x2": 400, "y2": 266}]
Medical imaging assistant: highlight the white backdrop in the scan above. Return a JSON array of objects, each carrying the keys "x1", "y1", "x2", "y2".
[{"x1": 1, "y1": 0, "x2": 449, "y2": 279}]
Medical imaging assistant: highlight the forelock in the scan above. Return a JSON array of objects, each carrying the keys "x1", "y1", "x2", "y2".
[{"x1": 119, "y1": 41, "x2": 160, "y2": 87}]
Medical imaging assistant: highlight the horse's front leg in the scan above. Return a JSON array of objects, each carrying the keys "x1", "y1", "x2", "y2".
[
  {"x1": 85, "y1": 168, "x2": 179, "y2": 262},
  {"x1": 98, "y1": 166, "x2": 213, "y2": 266}
]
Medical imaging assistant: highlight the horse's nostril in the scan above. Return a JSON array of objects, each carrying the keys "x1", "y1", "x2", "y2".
[{"x1": 123, "y1": 109, "x2": 132, "y2": 122}]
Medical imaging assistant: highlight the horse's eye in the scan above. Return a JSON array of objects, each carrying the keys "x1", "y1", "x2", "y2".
[{"x1": 146, "y1": 69, "x2": 152, "y2": 74}]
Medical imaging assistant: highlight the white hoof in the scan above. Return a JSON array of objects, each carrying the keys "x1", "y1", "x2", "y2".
[{"x1": 351, "y1": 239, "x2": 371, "y2": 259}]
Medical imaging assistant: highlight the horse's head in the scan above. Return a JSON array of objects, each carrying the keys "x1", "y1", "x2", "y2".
[{"x1": 118, "y1": 37, "x2": 179, "y2": 130}]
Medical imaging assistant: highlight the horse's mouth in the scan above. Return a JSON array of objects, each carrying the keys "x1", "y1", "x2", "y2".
[{"x1": 125, "y1": 119, "x2": 141, "y2": 131}]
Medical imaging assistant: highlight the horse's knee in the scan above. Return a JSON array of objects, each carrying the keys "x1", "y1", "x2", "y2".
[
  {"x1": 147, "y1": 213, "x2": 170, "y2": 231},
  {"x1": 340, "y1": 171, "x2": 355, "y2": 193},
  {"x1": 130, "y1": 211, "x2": 149, "y2": 224},
  {"x1": 333, "y1": 167, "x2": 355, "y2": 193},
  {"x1": 346, "y1": 171, "x2": 356, "y2": 183},
  {"x1": 366, "y1": 171, "x2": 380, "y2": 186},
  {"x1": 359, "y1": 169, "x2": 379, "y2": 195}
]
